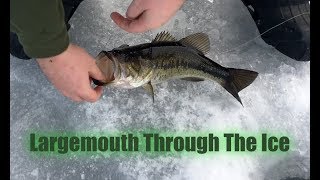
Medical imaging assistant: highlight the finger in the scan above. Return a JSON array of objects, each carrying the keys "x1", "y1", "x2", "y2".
[
  {"x1": 94, "y1": 86, "x2": 104, "y2": 97},
  {"x1": 89, "y1": 63, "x2": 107, "y2": 82},
  {"x1": 111, "y1": 11, "x2": 150, "y2": 33},
  {"x1": 81, "y1": 76, "x2": 104, "y2": 103},
  {"x1": 110, "y1": 12, "x2": 132, "y2": 31},
  {"x1": 64, "y1": 93, "x2": 83, "y2": 102},
  {"x1": 125, "y1": 10, "x2": 151, "y2": 32},
  {"x1": 126, "y1": 0, "x2": 145, "y2": 19},
  {"x1": 80, "y1": 86, "x2": 103, "y2": 103},
  {"x1": 72, "y1": 97, "x2": 83, "y2": 102}
]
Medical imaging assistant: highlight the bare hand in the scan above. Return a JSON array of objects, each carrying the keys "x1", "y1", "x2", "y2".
[
  {"x1": 111, "y1": 0, "x2": 185, "y2": 33},
  {"x1": 37, "y1": 44, "x2": 109, "y2": 102}
]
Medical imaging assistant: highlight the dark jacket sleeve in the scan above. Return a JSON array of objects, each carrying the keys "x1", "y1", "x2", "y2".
[{"x1": 10, "y1": 0, "x2": 69, "y2": 58}]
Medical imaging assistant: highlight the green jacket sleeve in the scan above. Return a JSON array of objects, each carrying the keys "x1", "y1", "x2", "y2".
[{"x1": 10, "y1": 0, "x2": 69, "y2": 58}]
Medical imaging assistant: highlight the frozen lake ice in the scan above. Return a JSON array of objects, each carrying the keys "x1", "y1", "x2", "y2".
[{"x1": 10, "y1": 0, "x2": 310, "y2": 179}]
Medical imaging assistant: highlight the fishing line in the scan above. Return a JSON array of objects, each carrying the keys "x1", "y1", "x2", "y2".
[{"x1": 217, "y1": 11, "x2": 310, "y2": 55}]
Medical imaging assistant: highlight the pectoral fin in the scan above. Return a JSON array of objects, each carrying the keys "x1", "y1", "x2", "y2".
[{"x1": 142, "y1": 82, "x2": 155, "y2": 103}]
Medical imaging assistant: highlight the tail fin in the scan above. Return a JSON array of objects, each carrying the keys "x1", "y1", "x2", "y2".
[{"x1": 222, "y1": 68, "x2": 258, "y2": 106}]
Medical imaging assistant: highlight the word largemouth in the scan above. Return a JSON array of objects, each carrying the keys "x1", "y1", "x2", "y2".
[{"x1": 95, "y1": 31, "x2": 258, "y2": 105}]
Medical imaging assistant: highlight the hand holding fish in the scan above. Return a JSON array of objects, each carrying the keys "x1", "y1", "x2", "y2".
[
  {"x1": 36, "y1": 44, "x2": 112, "y2": 102},
  {"x1": 111, "y1": 0, "x2": 185, "y2": 33}
]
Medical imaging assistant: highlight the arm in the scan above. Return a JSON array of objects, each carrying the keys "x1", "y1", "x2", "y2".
[
  {"x1": 10, "y1": 0, "x2": 69, "y2": 58},
  {"x1": 10, "y1": 0, "x2": 108, "y2": 102},
  {"x1": 111, "y1": 0, "x2": 185, "y2": 33}
]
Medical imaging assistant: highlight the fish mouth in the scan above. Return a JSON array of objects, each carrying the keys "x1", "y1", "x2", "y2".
[
  {"x1": 96, "y1": 50, "x2": 115, "y2": 62},
  {"x1": 95, "y1": 51, "x2": 116, "y2": 85},
  {"x1": 95, "y1": 51, "x2": 136, "y2": 88},
  {"x1": 104, "y1": 51, "x2": 115, "y2": 62}
]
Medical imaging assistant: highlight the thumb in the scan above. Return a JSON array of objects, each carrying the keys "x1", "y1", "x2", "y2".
[
  {"x1": 126, "y1": 0, "x2": 144, "y2": 19},
  {"x1": 110, "y1": 11, "x2": 150, "y2": 33},
  {"x1": 89, "y1": 64, "x2": 107, "y2": 83}
]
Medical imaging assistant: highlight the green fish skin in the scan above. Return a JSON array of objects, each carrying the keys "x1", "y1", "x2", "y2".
[{"x1": 95, "y1": 31, "x2": 258, "y2": 106}]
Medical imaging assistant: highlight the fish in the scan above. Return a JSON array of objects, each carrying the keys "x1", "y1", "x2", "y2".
[{"x1": 94, "y1": 31, "x2": 258, "y2": 106}]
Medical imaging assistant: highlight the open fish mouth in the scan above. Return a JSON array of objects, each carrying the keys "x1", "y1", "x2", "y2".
[
  {"x1": 93, "y1": 51, "x2": 116, "y2": 86},
  {"x1": 95, "y1": 51, "x2": 138, "y2": 88}
]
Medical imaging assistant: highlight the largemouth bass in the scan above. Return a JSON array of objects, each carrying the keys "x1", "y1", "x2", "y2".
[{"x1": 94, "y1": 31, "x2": 258, "y2": 105}]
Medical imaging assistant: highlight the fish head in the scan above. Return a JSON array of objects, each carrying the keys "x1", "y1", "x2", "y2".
[{"x1": 96, "y1": 48, "x2": 151, "y2": 89}]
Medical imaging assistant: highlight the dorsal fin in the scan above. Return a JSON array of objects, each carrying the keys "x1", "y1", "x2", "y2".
[
  {"x1": 152, "y1": 31, "x2": 176, "y2": 42},
  {"x1": 179, "y1": 33, "x2": 210, "y2": 54}
]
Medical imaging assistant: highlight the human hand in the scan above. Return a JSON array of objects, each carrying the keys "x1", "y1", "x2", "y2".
[
  {"x1": 37, "y1": 44, "x2": 111, "y2": 102},
  {"x1": 111, "y1": 0, "x2": 185, "y2": 33}
]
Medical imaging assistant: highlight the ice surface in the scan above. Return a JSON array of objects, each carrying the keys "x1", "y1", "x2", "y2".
[{"x1": 10, "y1": 0, "x2": 309, "y2": 179}]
